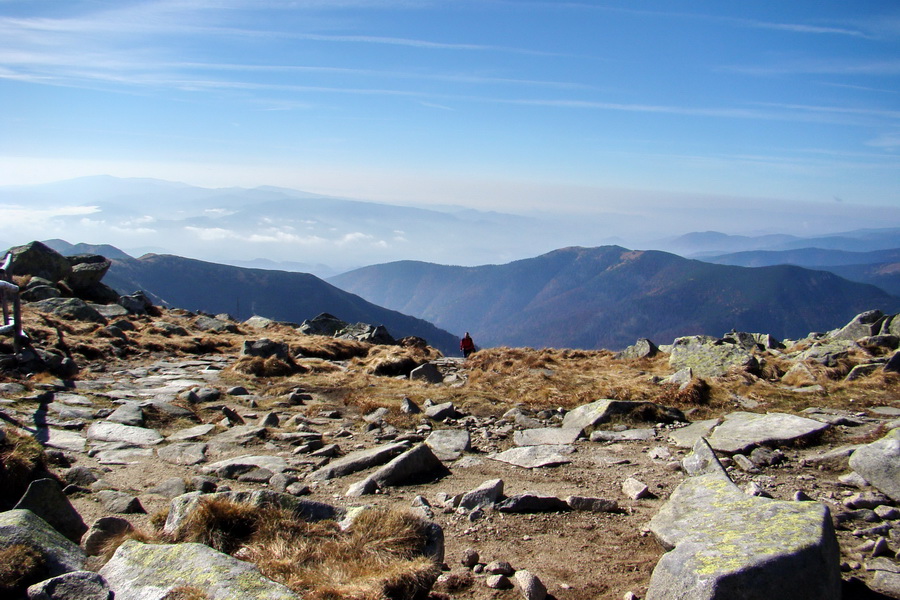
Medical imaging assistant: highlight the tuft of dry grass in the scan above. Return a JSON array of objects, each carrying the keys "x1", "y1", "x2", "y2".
[
  {"x1": 0, "y1": 427, "x2": 49, "y2": 510},
  {"x1": 292, "y1": 336, "x2": 371, "y2": 361},
  {"x1": 169, "y1": 497, "x2": 440, "y2": 600},
  {"x1": 0, "y1": 543, "x2": 46, "y2": 596},
  {"x1": 161, "y1": 586, "x2": 211, "y2": 600},
  {"x1": 231, "y1": 356, "x2": 302, "y2": 377},
  {"x1": 353, "y1": 345, "x2": 442, "y2": 378}
]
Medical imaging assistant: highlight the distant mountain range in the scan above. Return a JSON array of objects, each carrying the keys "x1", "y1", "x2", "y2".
[
  {"x1": 658, "y1": 228, "x2": 900, "y2": 257},
  {"x1": 95, "y1": 253, "x2": 460, "y2": 355},
  {"x1": 330, "y1": 246, "x2": 900, "y2": 350},
  {"x1": 703, "y1": 247, "x2": 900, "y2": 296}
]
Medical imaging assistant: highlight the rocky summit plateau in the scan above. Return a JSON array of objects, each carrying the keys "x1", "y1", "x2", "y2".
[{"x1": 0, "y1": 241, "x2": 899, "y2": 600}]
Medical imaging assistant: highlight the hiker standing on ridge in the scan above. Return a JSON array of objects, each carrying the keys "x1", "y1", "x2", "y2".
[{"x1": 460, "y1": 332, "x2": 476, "y2": 358}]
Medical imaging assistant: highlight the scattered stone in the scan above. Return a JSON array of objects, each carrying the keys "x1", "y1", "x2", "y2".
[
  {"x1": 749, "y1": 446, "x2": 785, "y2": 467},
  {"x1": 95, "y1": 490, "x2": 144, "y2": 514},
  {"x1": 307, "y1": 441, "x2": 409, "y2": 481},
  {"x1": 367, "y1": 443, "x2": 445, "y2": 489},
  {"x1": 26, "y1": 570, "x2": 112, "y2": 600},
  {"x1": 410, "y1": 362, "x2": 444, "y2": 384},
  {"x1": 166, "y1": 423, "x2": 215, "y2": 441},
  {"x1": 425, "y1": 401, "x2": 461, "y2": 420},
  {"x1": 732, "y1": 454, "x2": 759, "y2": 473},
  {"x1": 202, "y1": 455, "x2": 288, "y2": 477},
  {"x1": 622, "y1": 477, "x2": 650, "y2": 500},
  {"x1": 13, "y1": 478, "x2": 88, "y2": 543},
  {"x1": 400, "y1": 397, "x2": 421, "y2": 414},
  {"x1": 566, "y1": 495, "x2": 619, "y2": 513},
  {"x1": 105, "y1": 403, "x2": 144, "y2": 427},
  {"x1": 64, "y1": 466, "x2": 98, "y2": 488},
  {"x1": 157, "y1": 442, "x2": 207, "y2": 466},
  {"x1": 590, "y1": 428, "x2": 656, "y2": 442},
  {"x1": 514, "y1": 569, "x2": 548, "y2": 600},
  {"x1": 848, "y1": 428, "x2": 900, "y2": 502},
  {"x1": 874, "y1": 505, "x2": 900, "y2": 520},
  {"x1": 616, "y1": 338, "x2": 659, "y2": 360},
  {"x1": 147, "y1": 477, "x2": 188, "y2": 499},
  {"x1": 489, "y1": 445, "x2": 576, "y2": 469},
  {"x1": 485, "y1": 561, "x2": 515, "y2": 576},
  {"x1": 425, "y1": 429, "x2": 471, "y2": 461},
  {"x1": 485, "y1": 574, "x2": 513, "y2": 590},
  {"x1": 222, "y1": 405, "x2": 246, "y2": 426},
  {"x1": 496, "y1": 493, "x2": 570, "y2": 513},
  {"x1": 457, "y1": 478, "x2": 504, "y2": 511},
  {"x1": 83, "y1": 517, "x2": 134, "y2": 556},
  {"x1": 844, "y1": 491, "x2": 891, "y2": 510}
]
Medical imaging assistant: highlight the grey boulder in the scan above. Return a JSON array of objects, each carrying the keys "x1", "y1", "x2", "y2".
[
  {"x1": 27, "y1": 570, "x2": 111, "y2": 600},
  {"x1": 705, "y1": 411, "x2": 830, "y2": 454},
  {"x1": 0, "y1": 509, "x2": 86, "y2": 578},
  {"x1": 99, "y1": 540, "x2": 298, "y2": 600},
  {"x1": 13, "y1": 478, "x2": 88, "y2": 543},
  {"x1": 645, "y1": 439, "x2": 840, "y2": 600},
  {"x1": 848, "y1": 428, "x2": 900, "y2": 502}
]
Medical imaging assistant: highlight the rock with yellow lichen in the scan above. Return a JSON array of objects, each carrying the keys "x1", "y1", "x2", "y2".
[{"x1": 645, "y1": 438, "x2": 841, "y2": 600}]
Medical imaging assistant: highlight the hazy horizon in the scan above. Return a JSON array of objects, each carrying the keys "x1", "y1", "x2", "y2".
[{"x1": 2, "y1": 2, "x2": 899, "y2": 270}]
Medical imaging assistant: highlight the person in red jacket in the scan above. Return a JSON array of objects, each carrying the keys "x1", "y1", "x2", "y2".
[{"x1": 460, "y1": 332, "x2": 476, "y2": 358}]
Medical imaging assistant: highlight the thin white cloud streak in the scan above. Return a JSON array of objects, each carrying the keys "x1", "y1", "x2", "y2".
[{"x1": 722, "y1": 60, "x2": 900, "y2": 77}]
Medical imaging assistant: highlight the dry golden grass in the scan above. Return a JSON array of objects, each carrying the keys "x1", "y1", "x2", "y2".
[
  {"x1": 0, "y1": 543, "x2": 45, "y2": 596},
  {"x1": 161, "y1": 586, "x2": 211, "y2": 600},
  {"x1": 231, "y1": 356, "x2": 300, "y2": 377},
  {"x1": 0, "y1": 427, "x2": 49, "y2": 510},
  {"x1": 352, "y1": 345, "x2": 442, "y2": 377},
  {"x1": 166, "y1": 497, "x2": 439, "y2": 600},
  {"x1": 292, "y1": 336, "x2": 371, "y2": 361}
]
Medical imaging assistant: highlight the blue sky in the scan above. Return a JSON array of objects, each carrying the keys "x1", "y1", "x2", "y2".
[{"x1": 1, "y1": 1, "x2": 899, "y2": 223}]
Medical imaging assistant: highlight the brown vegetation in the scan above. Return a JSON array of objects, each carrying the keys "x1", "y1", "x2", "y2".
[
  {"x1": 0, "y1": 427, "x2": 50, "y2": 510},
  {"x1": 164, "y1": 497, "x2": 440, "y2": 600},
  {"x1": 0, "y1": 544, "x2": 45, "y2": 597}
]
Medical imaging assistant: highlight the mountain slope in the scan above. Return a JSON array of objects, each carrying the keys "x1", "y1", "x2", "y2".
[
  {"x1": 704, "y1": 247, "x2": 900, "y2": 296},
  {"x1": 329, "y1": 246, "x2": 900, "y2": 350},
  {"x1": 105, "y1": 254, "x2": 459, "y2": 355}
]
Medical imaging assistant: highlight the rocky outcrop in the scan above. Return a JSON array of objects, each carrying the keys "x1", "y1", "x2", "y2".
[
  {"x1": 646, "y1": 439, "x2": 841, "y2": 600},
  {"x1": 668, "y1": 335, "x2": 759, "y2": 378}
]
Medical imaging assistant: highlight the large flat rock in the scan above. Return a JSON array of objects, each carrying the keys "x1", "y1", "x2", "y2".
[
  {"x1": 307, "y1": 441, "x2": 409, "y2": 481},
  {"x1": 488, "y1": 445, "x2": 576, "y2": 469},
  {"x1": 514, "y1": 427, "x2": 581, "y2": 446},
  {"x1": 645, "y1": 439, "x2": 840, "y2": 600},
  {"x1": 848, "y1": 428, "x2": 900, "y2": 502},
  {"x1": 561, "y1": 399, "x2": 683, "y2": 437},
  {"x1": 202, "y1": 454, "x2": 287, "y2": 475},
  {"x1": 99, "y1": 540, "x2": 298, "y2": 600},
  {"x1": 86, "y1": 421, "x2": 163, "y2": 446},
  {"x1": 705, "y1": 411, "x2": 830, "y2": 454}
]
